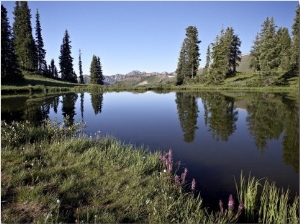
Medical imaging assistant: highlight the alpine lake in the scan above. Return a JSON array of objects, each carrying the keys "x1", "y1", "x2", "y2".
[{"x1": 2, "y1": 90, "x2": 299, "y2": 209}]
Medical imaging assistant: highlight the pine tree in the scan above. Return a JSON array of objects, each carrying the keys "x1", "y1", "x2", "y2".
[
  {"x1": 209, "y1": 29, "x2": 228, "y2": 83},
  {"x1": 97, "y1": 57, "x2": 104, "y2": 85},
  {"x1": 49, "y1": 59, "x2": 58, "y2": 78},
  {"x1": 276, "y1": 27, "x2": 291, "y2": 71},
  {"x1": 185, "y1": 26, "x2": 201, "y2": 79},
  {"x1": 35, "y1": 9, "x2": 46, "y2": 75},
  {"x1": 249, "y1": 33, "x2": 261, "y2": 71},
  {"x1": 1, "y1": 4, "x2": 23, "y2": 82},
  {"x1": 176, "y1": 40, "x2": 188, "y2": 85},
  {"x1": 90, "y1": 55, "x2": 104, "y2": 85},
  {"x1": 176, "y1": 26, "x2": 201, "y2": 85},
  {"x1": 258, "y1": 17, "x2": 278, "y2": 73},
  {"x1": 229, "y1": 28, "x2": 242, "y2": 74},
  {"x1": 13, "y1": 1, "x2": 37, "y2": 71},
  {"x1": 204, "y1": 45, "x2": 211, "y2": 70},
  {"x1": 59, "y1": 30, "x2": 76, "y2": 82},
  {"x1": 78, "y1": 49, "x2": 84, "y2": 84},
  {"x1": 290, "y1": 4, "x2": 299, "y2": 73}
]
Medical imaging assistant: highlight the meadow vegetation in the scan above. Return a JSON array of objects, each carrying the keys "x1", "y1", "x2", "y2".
[{"x1": 1, "y1": 119, "x2": 299, "y2": 223}]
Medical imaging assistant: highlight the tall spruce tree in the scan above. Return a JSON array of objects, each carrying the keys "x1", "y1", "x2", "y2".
[
  {"x1": 204, "y1": 45, "x2": 211, "y2": 70},
  {"x1": 176, "y1": 26, "x2": 200, "y2": 85},
  {"x1": 290, "y1": 4, "x2": 299, "y2": 73},
  {"x1": 49, "y1": 59, "x2": 58, "y2": 78},
  {"x1": 249, "y1": 33, "x2": 262, "y2": 71},
  {"x1": 35, "y1": 9, "x2": 46, "y2": 74},
  {"x1": 1, "y1": 4, "x2": 23, "y2": 82},
  {"x1": 229, "y1": 28, "x2": 242, "y2": 74},
  {"x1": 209, "y1": 28, "x2": 228, "y2": 83},
  {"x1": 90, "y1": 55, "x2": 104, "y2": 85},
  {"x1": 13, "y1": 1, "x2": 37, "y2": 71},
  {"x1": 59, "y1": 30, "x2": 76, "y2": 82},
  {"x1": 176, "y1": 40, "x2": 188, "y2": 85},
  {"x1": 258, "y1": 17, "x2": 278, "y2": 73},
  {"x1": 97, "y1": 57, "x2": 104, "y2": 85},
  {"x1": 276, "y1": 27, "x2": 291, "y2": 71},
  {"x1": 78, "y1": 49, "x2": 84, "y2": 84}
]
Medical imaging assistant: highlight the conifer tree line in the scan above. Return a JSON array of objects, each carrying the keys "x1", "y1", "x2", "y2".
[
  {"x1": 90, "y1": 55, "x2": 104, "y2": 85},
  {"x1": 1, "y1": 1, "x2": 104, "y2": 85},
  {"x1": 176, "y1": 4, "x2": 299, "y2": 85}
]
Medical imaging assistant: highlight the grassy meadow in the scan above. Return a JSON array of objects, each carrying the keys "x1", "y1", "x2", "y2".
[{"x1": 1, "y1": 119, "x2": 299, "y2": 223}]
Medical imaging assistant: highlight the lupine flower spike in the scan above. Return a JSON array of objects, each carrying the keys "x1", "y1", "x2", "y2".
[
  {"x1": 228, "y1": 194, "x2": 234, "y2": 212},
  {"x1": 181, "y1": 168, "x2": 188, "y2": 185},
  {"x1": 237, "y1": 200, "x2": 244, "y2": 217}
]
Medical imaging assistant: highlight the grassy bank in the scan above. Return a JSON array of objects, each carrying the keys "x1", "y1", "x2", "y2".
[
  {"x1": 1, "y1": 120, "x2": 299, "y2": 223},
  {"x1": 1, "y1": 71, "x2": 298, "y2": 96}
]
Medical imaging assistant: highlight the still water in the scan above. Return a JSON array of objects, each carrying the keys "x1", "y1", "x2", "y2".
[{"x1": 2, "y1": 91, "x2": 299, "y2": 207}]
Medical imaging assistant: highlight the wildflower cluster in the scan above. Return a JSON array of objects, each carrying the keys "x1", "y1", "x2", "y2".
[
  {"x1": 217, "y1": 194, "x2": 244, "y2": 222},
  {"x1": 159, "y1": 148, "x2": 196, "y2": 193}
]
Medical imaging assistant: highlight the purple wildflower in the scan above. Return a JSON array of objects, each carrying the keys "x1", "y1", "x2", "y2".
[
  {"x1": 228, "y1": 194, "x2": 234, "y2": 212},
  {"x1": 219, "y1": 200, "x2": 224, "y2": 214},
  {"x1": 175, "y1": 175, "x2": 180, "y2": 185},
  {"x1": 237, "y1": 201, "x2": 244, "y2": 216},
  {"x1": 191, "y1": 178, "x2": 196, "y2": 192},
  {"x1": 177, "y1": 160, "x2": 181, "y2": 170},
  {"x1": 168, "y1": 148, "x2": 173, "y2": 163},
  {"x1": 168, "y1": 163, "x2": 172, "y2": 172},
  {"x1": 181, "y1": 168, "x2": 188, "y2": 185}
]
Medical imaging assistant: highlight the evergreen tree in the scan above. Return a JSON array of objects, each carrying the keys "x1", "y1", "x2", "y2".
[
  {"x1": 97, "y1": 57, "x2": 104, "y2": 85},
  {"x1": 249, "y1": 33, "x2": 262, "y2": 71},
  {"x1": 35, "y1": 9, "x2": 46, "y2": 75},
  {"x1": 78, "y1": 49, "x2": 84, "y2": 84},
  {"x1": 49, "y1": 59, "x2": 58, "y2": 78},
  {"x1": 275, "y1": 27, "x2": 291, "y2": 71},
  {"x1": 209, "y1": 30, "x2": 228, "y2": 83},
  {"x1": 204, "y1": 45, "x2": 211, "y2": 70},
  {"x1": 1, "y1": 4, "x2": 23, "y2": 82},
  {"x1": 13, "y1": 1, "x2": 37, "y2": 71},
  {"x1": 59, "y1": 30, "x2": 76, "y2": 82},
  {"x1": 176, "y1": 26, "x2": 200, "y2": 85},
  {"x1": 258, "y1": 17, "x2": 278, "y2": 73},
  {"x1": 229, "y1": 28, "x2": 242, "y2": 73},
  {"x1": 290, "y1": 4, "x2": 299, "y2": 73},
  {"x1": 176, "y1": 40, "x2": 188, "y2": 85}
]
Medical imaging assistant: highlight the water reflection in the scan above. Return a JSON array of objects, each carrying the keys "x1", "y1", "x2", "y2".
[
  {"x1": 282, "y1": 97, "x2": 299, "y2": 173},
  {"x1": 175, "y1": 92, "x2": 198, "y2": 142},
  {"x1": 1, "y1": 91, "x2": 299, "y2": 176},
  {"x1": 246, "y1": 93, "x2": 285, "y2": 152},
  {"x1": 90, "y1": 92, "x2": 104, "y2": 115},
  {"x1": 200, "y1": 92, "x2": 238, "y2": 142},
  {"x1": 61, "y1": 93, "x2": 78, "y2": 126}
]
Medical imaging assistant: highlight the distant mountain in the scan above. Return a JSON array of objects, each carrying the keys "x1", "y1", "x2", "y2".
[
  {"x1": 126, "y1": 70, "x2": 143, "y2": 76},
  {"x1": 80, "y1": 70, "x2": 175, "y2": 85},
  {"x1": 236, "y1": 54, "x2": 251, "y2": 73}
]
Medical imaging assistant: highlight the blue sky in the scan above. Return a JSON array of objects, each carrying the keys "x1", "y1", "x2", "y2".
[{"x1": 2, "y1": 1, "x2": 298, "y2": 76}]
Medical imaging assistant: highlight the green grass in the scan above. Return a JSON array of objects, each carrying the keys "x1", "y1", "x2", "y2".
[
  {"x1": 2, "y1": 120, "x2": 298, "y2": 223},
  {"x1": 235, "y1": 171, "x2": 299, "y2": 223}
]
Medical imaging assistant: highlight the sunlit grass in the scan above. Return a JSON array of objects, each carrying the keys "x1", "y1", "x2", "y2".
[{"x1": 235, "y1": 171, "x2": 299, "y2": 223}]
